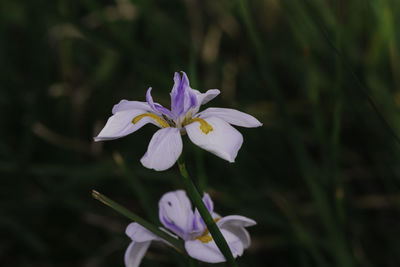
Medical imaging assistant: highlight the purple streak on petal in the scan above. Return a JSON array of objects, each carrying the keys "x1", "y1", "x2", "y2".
[
  {"x1": 159, "y1": 206, "x2": 187, "y2": 240},
  {"x1": 171, "y1": 72, "x2": 198, "y2": 117},
  {"x1": 193, "y1": 193, "x2": 215, "y2": 230},
  {"x1": 146, "y1": 87, "x2": 174, "y2": 118},
  {"x1": 170, "y1": 72, "x2": 185, "y2": 116},
  {"x1": 202, "y1": 193, "x2": 214, "y2": 213},
  {"x1": 182, "y1": 90, "x2": 198, "y2": 115}
]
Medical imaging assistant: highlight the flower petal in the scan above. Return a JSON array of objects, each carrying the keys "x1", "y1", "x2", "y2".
[
  {"x1": 198, "y1": 108, "x2": 262, "y2": 128},
  {"x1": 140, "y1": 127, "x2": 183, "y2": 171},
  {"x1": 126, "y1": 223, "x2": 160, "y2": 242},
  {"x1": 170, "y1": 72, "x2": 197, "y2": 118},
  {"x1": 124, "y1": 223, "x2": 159, "y2": 267},
  {"x1": 184, "y1": 229, "x2": 244, "y2": 263},
  {"x1": 185, "y1": 117, "x2": 243, "y2": 162},
  {"x1": 94, "y1": 110, "x2": 159, "y2": 141},
  {"x1": 223, "y1": 226, "x2": 251, "y2": 249},
  {"x1": 216, "y1": 215, "x2": 256, "y2": 249},
  {"x1": 159, "y1": 190, "x2": 197, "y2": 240},
  {"x1": 124, "y1": 241, "x2": 151, "y2": 267},
  {"x1": 191, "y1": 89, "x2": 220, "y2": 114},
  {"x1": 217, "y1": 215, "x2": 257, "y2": 229},
  {"x1": 193, "y1": 193, "x2": 214, "y2": 230},
  {"x1": 146, "y1": 88, "x2": 175, "y2": 118},
  {"x1": 112, "y1": 100, "x2": 153, "y2": 114}
]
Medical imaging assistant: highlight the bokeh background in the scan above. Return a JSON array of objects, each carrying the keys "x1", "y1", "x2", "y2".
[{"x1": 2, "y1": 0, "x2": 400, "y2": 266}]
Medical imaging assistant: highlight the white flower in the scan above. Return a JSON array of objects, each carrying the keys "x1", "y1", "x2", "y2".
[
  {"x1": 95, "y1": 72, "x2": 262, "y2": 171},
  {"x1": 124, "y1": 190, "x2": 256, "y2": 266}
]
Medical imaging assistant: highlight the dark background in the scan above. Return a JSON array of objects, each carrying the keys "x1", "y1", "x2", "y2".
[{"x1": 1, "y1": 0, "x2": 400, "y2": 266}]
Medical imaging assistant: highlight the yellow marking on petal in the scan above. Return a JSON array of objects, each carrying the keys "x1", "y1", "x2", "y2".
[
  {"x1": 195, "y1": 218, "x2": 220, "y2": 243},
  {"x1": 196, "y1": 234, "x2": 213, "y2": 243},
  {"x1": 132, "y1": 113, "x2": 170, "y2": 128},
  {"x1": 188, "y1": 118, "x2": 213, "y2": 134}
]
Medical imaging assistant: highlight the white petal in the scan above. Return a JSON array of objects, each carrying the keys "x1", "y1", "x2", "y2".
[
  {"x1": 199, "y1": 108, "x2": 262, "y2": 128},
  {"x1": 217, "y1": 215, "x2": 256, "y2": 249},
  {"x1": 126, "y1": 223, "x2": 160, "y2": 242},
  {"x1": 226, "y1": 226, "x2": 251, "y2": 249},
  {"x1": 112, "y1": 100, "x2": 153, "y2": 114},
  {"x1": 124, "y1": 241, "x2": 151, "y2": 267},
  {"x1": 185, "y1": 117, "x2": 243, "y2": 162},
  {"x1": 140, "y1": 128, "x2": 183, "y2": 171},
  {"x1": 191, "y1": 89, "x2": 220, "y2": 114},
  {"x1": 158, "y1": 190, "x2": 194, "y2": 240},
  {"x1": 217, "y1": 215, "x2": 257, "y2": 229},
  {"x1": 94, "y1": 110, "x2": 159, "y2": 141},
  {"x1": 184, "y1": 229, "x2": 244, "y2": 263}
]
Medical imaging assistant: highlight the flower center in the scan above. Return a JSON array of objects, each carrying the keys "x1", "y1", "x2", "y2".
[
  {"x1": 132, "y1": 113, "x2": 170, "y2": 128},
  {"x1": 195, "y1": 218, "x2": 220, "y2": 243}
]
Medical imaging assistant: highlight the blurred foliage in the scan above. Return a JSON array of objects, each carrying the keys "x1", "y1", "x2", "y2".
[{"x1": 1, "y1": 0, "x2": 400, "y2": 266}]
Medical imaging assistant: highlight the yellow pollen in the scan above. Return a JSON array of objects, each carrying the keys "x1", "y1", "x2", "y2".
[
  {"x1": 188, "y1": 118, "x2": 213, "y2": 134},
  {"x1": 195, "y1": 218, "x2": 220, "y2": 243},
  {"x1": 132, "y1": 113, "x2": 170, "y2": 128}
]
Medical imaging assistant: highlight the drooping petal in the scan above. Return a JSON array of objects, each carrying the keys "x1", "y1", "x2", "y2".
[
  {"x1": 198, "y1": 107, "x2": 262, "y2": 128},
  {"x1": 94, "y1": 110, "x2": 159, "y2": 141},
  {"x1": 140, "y1": 127, "x2": 182, "y2": 171},
  {"x1": 184, "y1": 229, "x2": 244, "y2": 263},
  {"x1": 216, "y1": 215, "x2": 257, "y2": 229},
  {"x1": 185, "y1": 117, "x2": 243, "y2": 162},
  {"x1": 124, "y1": 241, "x2": 151, "y2": 267},
  {"x1": 191, "y1": 89, "x2": 220, "y2": 114},
  {"x1": 170, "y1": 72, "x2": 197, "y2": 118},
  {"x1": 216, "y1": 216, "x2": 256, "y2": 249},
  {"x1": 126, "y1": 223, "x2": 160, "y2": 243},
  {"x1": 223, "y1": 225, "x2": 251, "y2": 249},
  {"x1": 159, "y1": 190, "x2": 197, "y2": 240},
  {"x1": 112, "y1": 100, "x2": 153, "y2": 114},
  {"x1": 146, "y1": 88, "x2": 175, "y2": 118},
  {"x1": 124, "y1": 223, "x2": 160, "y2": 267}
]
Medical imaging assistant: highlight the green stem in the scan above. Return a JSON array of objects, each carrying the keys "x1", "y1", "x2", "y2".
[
  {"x1": 91, "y1": 190, "x2": 185, "y2": 253},
  {"x1": 177, "y1": 155, "x2": 238, "y2": 267}
]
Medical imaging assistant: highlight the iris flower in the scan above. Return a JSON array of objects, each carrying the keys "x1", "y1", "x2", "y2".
[
  {"x1": 95, "y1": 72, "x2": 262, "y2": 171},
  {"x1": 125, "y1": 190, "x2": 256, "y2": 266}
]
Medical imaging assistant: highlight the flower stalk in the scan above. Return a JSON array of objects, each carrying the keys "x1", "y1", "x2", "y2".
[
  {"x1": 177, "y1": 155, "x2": 238, "y2": 267},
  {"x1": 91, "y1": 190, "x2": 185, "y2": 253}
]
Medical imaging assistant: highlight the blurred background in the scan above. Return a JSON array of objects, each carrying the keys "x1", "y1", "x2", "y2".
[{"x1": 1, "y1": 0, "x2": 400, "y2": 266}]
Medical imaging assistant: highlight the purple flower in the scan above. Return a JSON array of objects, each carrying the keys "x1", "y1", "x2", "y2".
[
  {"x1": 124, "y1": 190, "x2": 256, "y2": 266},
  {"x1": 95, "y1": 72, "x2": 262, "y2": 171}
]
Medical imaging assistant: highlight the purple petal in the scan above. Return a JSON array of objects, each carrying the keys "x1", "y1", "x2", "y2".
[
  {"x1": 194, "y1": 193, "x2": 215, "y2": 229},
  {"x1": 170, "y1": 72, "x2": 197, "y2": 117},
  {"x1": 146, "y1": 87, "x2": 174, "y2": 118}
]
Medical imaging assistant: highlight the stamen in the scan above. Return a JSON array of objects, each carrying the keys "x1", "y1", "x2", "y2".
[
  {"x1": 132, "y1": 113, "x2": 170, "y2": 128},
  {"x1": 187, "y1": 118, "x2": 213, "y2": 134}
]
